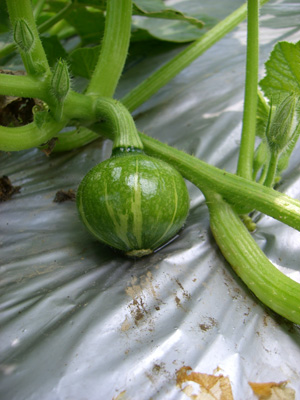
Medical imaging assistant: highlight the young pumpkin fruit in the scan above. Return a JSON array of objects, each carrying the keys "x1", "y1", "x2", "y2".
[{"x1": 77, "y1": 151, "x2": 190, "y2": 257}]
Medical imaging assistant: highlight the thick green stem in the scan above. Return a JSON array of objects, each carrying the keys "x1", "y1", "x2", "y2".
[
  {"x1": 237, "y1": 0, "x2": 259, "y2": 180},
  {"x1": 0, "y1": 119, "x2": 66, "y2": 151},
  {"x1": 95, "y1": 98, "x2": 143, "y2": 150},
  {"x1": 50, "y1": 127, "x2": 99, "y2": 152},
  {"x1": 137, "y1": 131, "x2": 300, "y2": 231},
  {"x1": 0, "y1": 72, "x2": 48, "y2": 99},
  {"x1": 0, "y1": 95, "x2": 140, "y2": 151},
  {"x1": 6, "y1": 0, "x2": 50, "y2": 76},
  {"x1": 86, "y1": 0, "x2": 132, "y2": 97},
  {"x1": 63, "y1": 92, "x2": 96, "y2": 121},
  {"x1": 205, "y1": 190, "x2": 300, "y2": 324},
  {"x1": 0, "y1": 90, "x2": 95, "y2": 151},
  {"x1": 0, "y1": 70, "x2": 98, "y2": 117}
]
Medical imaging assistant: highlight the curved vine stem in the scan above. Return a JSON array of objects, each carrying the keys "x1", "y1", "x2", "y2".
[
  {"x1": 0, "y1": 119, "x2": 66, "y2": 151},
  {"x1": 86, "y1": 0, "x2": 133, "y2": 97},
  {"x1": 138, "y1": 131, "x2": 300, "y2": 232},
  {"x1": 204, "y1": 190, "x2": 300, "y2": 324},
  {"x1": 95, "y1": 98, "x2": 143, "y2": 150},
  {"x1": 0, "y1": 73, "x2": 48, "y2": 99}
]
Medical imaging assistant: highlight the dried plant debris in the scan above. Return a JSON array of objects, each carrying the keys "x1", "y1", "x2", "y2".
[
  {"x1": 41, "y1": 137, "x2": 59, "y2": 156},
  {"x1": 0, "y1": 70, "x2": 42, "y2": 127},
  {"x1": 0, "y1": 176, "x2": 21, "y2": 202},
  {"x1": 176, "y1": 366, "x2": 234, "y2": 400},
  {"x1": 112, "y1": 391, "x2": 128, "y2": 400},
  {"x1": 249, "y1": 381, "x2": 295, "y2": 400},
  {"x1": 53, "y1": 189, "x2": 76, "y2": 203}
]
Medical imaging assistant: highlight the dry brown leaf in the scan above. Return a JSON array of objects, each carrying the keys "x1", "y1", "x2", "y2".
[
  {"x1": 176, "y1": 366, "x2": 234, "y2": 400},
  {"x1": 41, "y1": 137, "x2": 59, "y2": 156},
  {"x1": 249, "y1": 381, "x2": 295, "y2": 400}
]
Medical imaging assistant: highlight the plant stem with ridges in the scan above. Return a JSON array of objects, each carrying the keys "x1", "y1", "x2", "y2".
[
  {"x1": 237, "y1": 0, "x2": 259, "y2": 180},
  {"x1": 86, "y1": 0, "x2": 132, "y2": 97}
]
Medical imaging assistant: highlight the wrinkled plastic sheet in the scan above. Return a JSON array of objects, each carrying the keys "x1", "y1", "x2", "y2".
[{"x1": 1, "y1": 1, "x2": 300, "y2": 399}]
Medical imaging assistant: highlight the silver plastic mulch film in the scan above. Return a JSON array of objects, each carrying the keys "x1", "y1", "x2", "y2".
[{"x1": 1, "y1": 1, "x2": 300, "y2": 399}]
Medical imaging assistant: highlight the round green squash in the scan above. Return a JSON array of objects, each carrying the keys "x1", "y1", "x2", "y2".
[{"x1": 77, "y1": 153, "x2": 190, "y2": 257}]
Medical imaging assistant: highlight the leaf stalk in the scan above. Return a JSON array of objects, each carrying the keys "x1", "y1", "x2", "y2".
[
  {"x1": 237, "y1": 0, "x2": 260, "y2": 180},
  {"x1": 86, "y1": 0, "x2": 133, "y2": 97}
]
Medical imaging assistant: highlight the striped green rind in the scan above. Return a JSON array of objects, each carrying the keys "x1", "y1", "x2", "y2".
[
  {"x1": 205, "y1": 191, "x2": 300, "y2": 324},
  {"x1": 77, "y1": 154, "x2": 190, "y2": 255}
]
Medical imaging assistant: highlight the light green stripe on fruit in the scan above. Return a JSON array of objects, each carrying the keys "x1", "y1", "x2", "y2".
[
  {"x1": 131, "y1": 159, "x2": 143, "y2": 248},
  {"x1": 152, "y1": 176, "x2": 178, "y2": 248},
  {"x1": 104, "y1": 181, "x2": 131, "y2": 249},
  {"x1": 77, "y1": 190, "x2": 118, "y2": 248}
]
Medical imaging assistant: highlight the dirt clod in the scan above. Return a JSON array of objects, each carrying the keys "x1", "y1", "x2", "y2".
[
  {"x1": 0, "y1": 176, "x2": 21, "y2": 202},
  {"x1": 53, "y1": 189, "x2": 76, "y2": 203}
]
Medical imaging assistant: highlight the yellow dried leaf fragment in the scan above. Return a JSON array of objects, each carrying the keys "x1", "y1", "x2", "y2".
[
  {"x1": 176, "y1": 366, "x2": 234, "y2": 400},
  {"x1": 249, "y1": 381, "x2": 295, "y2": 400}
]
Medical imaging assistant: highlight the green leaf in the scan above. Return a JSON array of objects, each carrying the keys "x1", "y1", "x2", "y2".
[
  {"x1": 67, "y1": 8, "x2": 105, "y2": 45},
  {"x1": 131, "y1": 11, "x2": 216, "y2": 43},
  {"x1": 132, "y1": 0, "x2": 204, "y2": 29},
  {"x1": 75, "y1": 0, "x2": 106, "y2": 7},
  {"x1": 68, "y1": 46, "x2": 100, "y2": 79},
  {"x1": 46, "y1": 0, "x2": 206, "y2": 44},
  {"x1": 0, "y1": 0, "x2": 10, "y2": 33},
  {"x1": 260, "y1": 41, "x2": 300, "y2": 105},
  {"x1": 40, "y1": 36, "x2": 68, "y2": 67},
  {"x1": 60, "y1": 0, "x2": 205, "y2": 29},
  {"x1": 259, "y1": 41, "x2": 300, "y2": 181},
  {"x1": 131, "y1": 18, "x2": 204, "y2": 43},
  {"x1": 48, "y1": 2, "x2": 105, "y2": 45}
]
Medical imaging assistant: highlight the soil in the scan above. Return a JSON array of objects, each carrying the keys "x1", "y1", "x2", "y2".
[
  {"x1": 0, "y1": 176, "x2": 21, "y2": 202},
  {"x1": 53, "y1": 189, "x2": 76, "y2": 203},
  {"x1": 0, "y1": 69, "x2": 42, "y2": 127}
]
